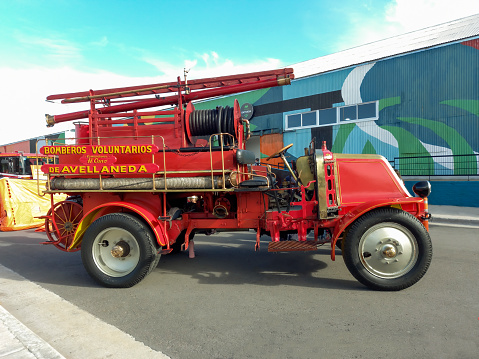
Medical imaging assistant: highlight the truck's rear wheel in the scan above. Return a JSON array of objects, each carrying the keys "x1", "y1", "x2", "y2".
[
  {"x1": 81, "y1": 213, "x2": 160, "y2": 288},
  {"x1": 343, "y1": 208, "x2": 432, "y2": 291}
]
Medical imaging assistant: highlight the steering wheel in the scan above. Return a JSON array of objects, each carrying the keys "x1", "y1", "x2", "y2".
[{"x1": 265, "y1": 143, "x2": 293, "y2": 161}]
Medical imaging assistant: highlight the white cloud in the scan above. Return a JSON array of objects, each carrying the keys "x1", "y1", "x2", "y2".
[
  {"x1": 0, "y1": 52, "x2": 283, "y2": 145},
  {"x1": 186, "y1": 57, "x2": 282, "y2": 80},
  {"x1": 91, "y1": 36, "x2": 109, "y2": 47},
  {"x1": 201, "y1": 53, "x2": 210, "y2": 66},
  {"x1": 385, "y1": 0, "x2": 479, "y2": 31},
  {"x1": 143, "y1": 52, "x2": 281, "y2": 80},
  {"x1": 141, "y1": 57, "x2": 182, "y2": 77},
  {"x1": 333, "y1": 0, "x2": 479, "y2": 52},
  {"x1": 14, "y1": 31, "x2": 82, "y2": 64},
  {"x1": 0, "y1": 66, "x2": 171, "y2": 145},
  {"x1": 185, "y1": 59, "x2": 198, "y2": 72}
]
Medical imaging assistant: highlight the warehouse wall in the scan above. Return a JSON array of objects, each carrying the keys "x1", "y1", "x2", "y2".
[
  {"x1": 211, "y1": 39, "x2": 478, "y2": 174},
  {"x1": 0, "y1": 131, "x2": 70, "y2": 155},
  {"x1": 280, "y1": 39, "x2": 479, "y2": 174},
  {"x1": 191, "y1": 39, "x2": 479, "y2": 206},
  {"x1": 0, "y1": 140, "x2": 30, "y2": 154}
]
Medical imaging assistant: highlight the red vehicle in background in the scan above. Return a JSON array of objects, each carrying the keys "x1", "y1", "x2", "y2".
[{"x1": 39, "y1": 68, "x2": 432, "y2": 290}]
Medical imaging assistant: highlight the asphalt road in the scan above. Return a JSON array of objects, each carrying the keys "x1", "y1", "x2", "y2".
[{"x1": 0, "y1": 225, "x2": 478, "y2": 359}]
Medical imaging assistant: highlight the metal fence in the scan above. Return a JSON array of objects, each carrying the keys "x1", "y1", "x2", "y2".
[{"x1": 390, "y1": 154, "x2": 479, "y2": 176}]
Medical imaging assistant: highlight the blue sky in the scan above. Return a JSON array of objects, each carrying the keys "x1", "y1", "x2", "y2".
[{"x1": 1, "y1": 0, "x2": 478, "y2": 144}]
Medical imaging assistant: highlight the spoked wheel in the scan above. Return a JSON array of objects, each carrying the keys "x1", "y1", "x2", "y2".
[
  {"x1": 81, "y1": 213, "x2": 160, "y2": 288},
  {"x1": 44, "y1": 201, "x2": 83, "y2": 252},
  {"x1": 343, "y1": 208, "x2": 432, "y2": 291}
]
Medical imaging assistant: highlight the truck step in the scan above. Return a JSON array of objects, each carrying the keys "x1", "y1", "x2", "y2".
[{"x1": 268, "y1": 240, "x2": 329, "y2": 252}]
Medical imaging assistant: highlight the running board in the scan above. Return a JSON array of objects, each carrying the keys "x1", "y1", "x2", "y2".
[{"x1": 268, "y1": 240, "x2": 329, "y2": 252}]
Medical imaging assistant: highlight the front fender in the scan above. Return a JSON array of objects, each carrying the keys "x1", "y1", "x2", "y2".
[
  {"x1": 69, "y1": 201, "x2": 167, "y2": 250},
  {"x1": 330, "y1": 197, "x2": 426, "y2": 260}
]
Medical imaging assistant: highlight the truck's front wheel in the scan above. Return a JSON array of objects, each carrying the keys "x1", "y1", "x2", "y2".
[
  {"x1": 81, "y1": 213, "x2": 160, "y2": 288},
  {"x1": 343, "y1": 208, "x2": 432, "y2": 291}
]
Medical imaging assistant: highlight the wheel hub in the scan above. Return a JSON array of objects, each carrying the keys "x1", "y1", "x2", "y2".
[
  {"x1": 358, "y1": 223, "x2": 418, "y2": 278},
  {"x1": 111, "y1": 240, "x2": 131, "y2": 258},
  {"x1": 381, "y1": 243, "x2": 397, "y2": 258},
  {"x1": 64, "y1": 222, "x2": 74, "y2": 232}
]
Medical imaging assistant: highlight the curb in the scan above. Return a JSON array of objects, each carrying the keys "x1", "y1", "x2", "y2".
[
  {"x1": 429, "y1": 215, "x2": 479, "y2": 227},
  {"x1": 0, "y1": 263, "x2": 170, "y2": 359},
  {"x1": 428, "y1": 205, "x2": 479, "y2": 227},
  {"x1": 0, "y1": 305, "x2": 66, "y2": 359}
]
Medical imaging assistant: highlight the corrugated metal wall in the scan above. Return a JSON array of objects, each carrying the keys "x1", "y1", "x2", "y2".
[
  {"x1": 0, "y1": 140, "x2": 30, "y2": 153},
  {"x1": 273, "y1": 39, "x2": 479, "y2": 177},
  {"x1": 171, "y1": 37, "x2": 479, "y2": 178}
]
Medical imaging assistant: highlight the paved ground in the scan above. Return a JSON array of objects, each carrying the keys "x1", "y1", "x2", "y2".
[
  {"x1": 0, "y1": 305, "x2": 64, "y2": 359},
  {"x1": 0, "y1": 205, "x2": 478, "y2": 359}
]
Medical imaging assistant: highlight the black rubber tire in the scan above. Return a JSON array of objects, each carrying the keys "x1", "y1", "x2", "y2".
[
  {"x1": 147, "y1": 249, "x2": 162, "y2": 275},
  {"x1": 335, "y1": 239, "x2": 343, "y2": 250},
  {"x1": 342, "y1": 208, "x2": 432, "y2": 291},
  {"x1": 81, "y1": 213, "x2": 160, "y2": 288}
]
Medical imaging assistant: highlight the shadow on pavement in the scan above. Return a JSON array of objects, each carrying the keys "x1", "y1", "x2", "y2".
[
  {"x1": 0, "y1": 230, "x2": 363, "y2": 291},
  {"x1": 156, "y1": 232, "x2": 363, "y2": 291}
]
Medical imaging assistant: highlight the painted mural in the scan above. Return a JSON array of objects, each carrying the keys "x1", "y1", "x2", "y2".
[
  {"x1": 283, "y1": 39, "x2": 479, "y2": 176},
  {"x1": 191, "y1": 39, "x2": 479, "y2": 176},
  {"x1": 341, "y1": 39, "x2": 479, "y2": 176}
]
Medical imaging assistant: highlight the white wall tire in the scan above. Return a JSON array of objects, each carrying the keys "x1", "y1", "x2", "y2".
[
  {"x1": 81, "y1": 213, "x2": 160, "y2": 288},
  {"x1": 343, "y1": 208, "x2": 432, "y2": 291}
]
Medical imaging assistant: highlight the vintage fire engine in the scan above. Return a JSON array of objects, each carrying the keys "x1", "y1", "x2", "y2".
[{"x1": 40, "y1": 68, "x2": 432, "y2": 290}]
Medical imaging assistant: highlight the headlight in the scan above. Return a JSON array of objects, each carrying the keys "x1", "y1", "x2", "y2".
[{"x1": 413, "y1": 181, "x2": 431, "y2": 198}]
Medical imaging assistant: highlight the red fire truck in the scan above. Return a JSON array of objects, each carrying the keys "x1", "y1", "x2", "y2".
[{"x1": 40, "y1": 68, "x2": 432, "y2": 290}]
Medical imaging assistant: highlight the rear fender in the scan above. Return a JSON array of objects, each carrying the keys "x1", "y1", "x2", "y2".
[
  {"x1": 330, "y1": 197, "x2": 426, "y2": 260},
  {"x1": 69, "y1": 201, "x2": 167, "y2": 250}
]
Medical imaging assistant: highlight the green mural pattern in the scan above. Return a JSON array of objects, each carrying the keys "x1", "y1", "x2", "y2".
[
  {"x1": 378, "y1": 96, "x2": 401, "y2": 112},
  {"x1": 331, "y1": 123, "x2": 355, "y2": 153},
  {"x1": 381, "y1": 124, "x2": 434, "y2": 175},
  {"x1": 441, "y1": 100, "x2": 479, "y2": 117},
  {"x1": 362, "y1": 140, "x2": 376, "y2": 154},
  {"x1": 399, "y1": 117, "x2": 477, "y2": 175},
  {"x1": 192, "y1": 88, "x2": 270, "y2": 111}
]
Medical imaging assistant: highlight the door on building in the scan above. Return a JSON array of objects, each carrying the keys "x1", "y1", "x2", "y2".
[{"x1": 260, "y1": 133, "x2": 284, "y2": 168}]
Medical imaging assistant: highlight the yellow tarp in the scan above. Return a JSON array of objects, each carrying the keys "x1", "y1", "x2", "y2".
[{"x1": 0, "y1": 178, "x2": 66, "y2": 231}]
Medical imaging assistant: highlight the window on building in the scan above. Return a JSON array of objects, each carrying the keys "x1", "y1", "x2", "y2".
[
  {"x1": 302, "y1": 111, "x2": 317, "y2": 126},
  {"x1": 339, "y1": 105, "x2": 357, "y2": 122},
  {"x1": 285, "y1": 101, "x2": 378, "y2": 130},
  {"x1": 285, "y1": 111, "x2": 318, "y2": 129},
  {"x1": 358, "y1": 102, "x2": 376, "y2": 119},
  {"x1": 318, "y1": 108, "x2": 336, "y2": 126},
  {"x1": 287, "y1": 114, "x2": 301, "y2": 128}
]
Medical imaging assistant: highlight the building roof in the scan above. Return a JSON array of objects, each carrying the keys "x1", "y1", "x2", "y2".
[
  {"x1": 0, "y1": 130, "x2": 72, "y2": 147},
  {"x1": 292, "y1": 13, "x2": 479, "y2": 78}
]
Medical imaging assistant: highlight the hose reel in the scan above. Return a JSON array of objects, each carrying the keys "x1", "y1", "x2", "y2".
[
  {"x1": 186, "y1": 102, "x2": 242, "y2": 146},
  {"x1": 188, "y1": 106, "x2": 236, "y2": 145}
]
